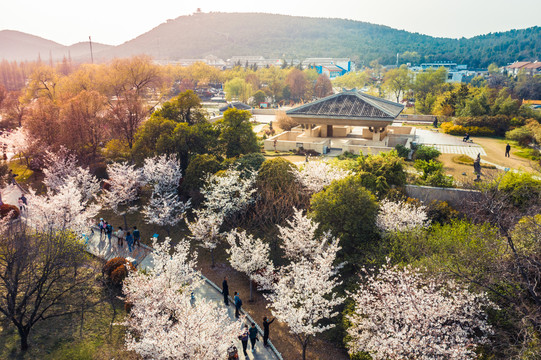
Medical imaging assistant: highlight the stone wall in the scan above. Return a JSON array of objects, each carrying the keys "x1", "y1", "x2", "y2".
[{"x1": 405, "y1": 185, "x2": 481, "y2": 208}]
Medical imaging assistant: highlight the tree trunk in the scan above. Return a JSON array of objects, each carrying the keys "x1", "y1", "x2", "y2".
[
  {"x1": 249, "y1": 279, "x2": 253, "y2": 302},
  {"x1": 302, "y1": 342, "x2": 307, "y2": 360},
  {"x1": 211, "y1": 249, "x2": 215, "y2": 268},
  {"x1": 18, "y1": 327, "x2": 29, "y2": 352}
]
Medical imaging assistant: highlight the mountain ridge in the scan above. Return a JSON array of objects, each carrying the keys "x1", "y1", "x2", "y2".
[{"x1": 1, "y1": 13, "x2": 539, "y2": 67}]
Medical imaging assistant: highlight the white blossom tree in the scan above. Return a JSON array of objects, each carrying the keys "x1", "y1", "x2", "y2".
[
  {"x1": 277, "y1": 207, "x2": 337, "y2": 261},
  {"x1": 27, "y1": 178, "x2": 101, "y2": 233},
  {"x1": 142, "y1": 154, "x2": 190, "y2": 234},
  {"x1": 142, "y1": 154, "x2": 182, "y2": 195},
  {"x1": 294, "y1": 160, "x2": 350, "y2": 194},
  {"x1": 265, "y1": 236, "x2": 343, "y2": 360},
  {"x1": 200, "y1": 168, "x2": 257, "y2": 219},
  {"x1": 43, "y1": 147, "x2": 79, "y2": 192},
  {"x1": 226, "y1": 229, "x2": 274, "y2": 301},
  {"x1": 0, "y1": 127, "x2": 34, "y2": 162},
  {"x1": 123, "y1": 237, "x2": 240, "y2": 360},
  {"x1": 143, "y1": 192, "x2": 191, "y2": 235},
  {"x1": 42, "y1": 147, "x2": 100, "y2": 202},
  {"x1": 346, "y1": 263, "x2": 496, "y2": 360},
  {"x1": 100, "y1": 162, "x2": 143, "y2": 229},
  {"x1": 186, "y1": 209, "x2": 223, "y2": 268},
  {"x1": 376, "y1": 199, "x2": 430, "y2": 233}
]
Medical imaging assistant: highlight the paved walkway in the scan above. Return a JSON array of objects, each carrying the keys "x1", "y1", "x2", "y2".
[
  {"x1": 1, "y1": 184, "x2": 281, "y2": 360},
  {"x1": 415, "y1": 129, "x2": 487, "y2": 156}
]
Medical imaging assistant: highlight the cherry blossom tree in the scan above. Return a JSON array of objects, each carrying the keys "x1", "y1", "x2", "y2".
[
  {"x1": 43, "y1": 147, "x2": 78, "y2": 192},
  {"x1": 294, "y1": 160, "x2": 350, "y2": 194},
  {"x1": 266, "y1": 236, "x2": 343, "y2": 360},
  {"x1": 142, "y1": 154, "x2": 190, "y2": 234},
  {"x1": 142, "y1": 192, "x2": 191, "y2": 235},
  {"x1": 376, "y1": 199, "x2": 430, "y2": 233},
  {"x1": 200, "y1": 168, "x2": 257, "y2": 220},
  {"x1": 346, "y1": 263, "x2": 496, "y2": 360},
  {"x1": 27, "y1": 178, "x2": 101, "y2": 233},
  {"x1": 123, "y1": 237, "x2": 240, "y2": 359},
  {"x1": 0, "y1": 127, "x2": 34, "y2": 163},
  {"x1": 42, "y1": 147, "x2": 100, "y2": 203},
  {"x1": 226, "y1": 229, "x2": 274, "y2": 301},
  {"x1": 100, "y1": 162, "x2": 143, "y2": 229},
  {"x1": 142, "y1": 154, "x2": 182, "y2": 195},
  {"x1": 186, "y1": 209, "x2": 223, "y2": 267},
  {"x1": 277, "y1": 207, "x2": 337, "y2": 261}
]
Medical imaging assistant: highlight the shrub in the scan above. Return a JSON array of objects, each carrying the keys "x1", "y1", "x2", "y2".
[
  {"x1": 356, "y1": 151, "x2": 406, "y2": 197},
  {"x1": 506, "y1": 126, "x2": 534, "y2": 146},
  {"x1": 414, "y1": 159, "x2": 443, "y2": 180},
  {"x1": 103, "y1": 257, "x2": 135, "y2": 286},
  {"x1": 426, "y1": 200, "x2": 461, "y2": 224},
  {"x1": 276, "y1": 111, "x2": 298, "y2": 131},
  {"x1": 0, "y1": 204, "x2": 20, "y2": 219},
  {"x1": 424, "y1": 171, "x2": 454, "y2": 188},
  {"x1": 497, "y1": 172, "x2": 541, "y2": 207},
  {"x1": 455, "y1": 115, "x2": 512, "y2": 136},
  {"x1": 440, "y1": 122, "x2": 495, "y2": 136},
  {"x1": 394, "y1": 144, "x2": 410, "y2": 159},
  {"x1": 413, "y1": 145, "x2": 441, "y2": 162}
]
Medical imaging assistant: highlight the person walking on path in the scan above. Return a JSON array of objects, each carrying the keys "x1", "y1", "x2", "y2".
[
  {"x1": 99, "y1": 218, "x2": 106, "y2": 240},
  {"x1": 222, "y1": 276, "x2": 230, "y2": 306},
  {"x1": 505, "y1": 143, "x2": 511, "y2": 157},
  {"x1": 106, "y1": 222, "x2": 113, "y2": 244},
  {"x1": 8, "y1": 169, "x2": 16, "y2": 185},
  {"x1": 234, "y1": 292, "x2": 242, "y2": 318},
  {"x1": 126, "y1": 231, "x2": 134, "y2": 252},
  {"x1": 263, "y1": 316, "x2": 275, "y2": 347},
  {"x1": 239, "y1": 325, "x2": 249, "y2": 358},
  {"x1": 116, "y1": 227, "x2": 125, "y2": 248},
  {"x1": 249, "y1": 322, "x2": 258, "y2": 352},
  {"x1": 132, "y1": 226, "x2": 141, "y2": 247}
]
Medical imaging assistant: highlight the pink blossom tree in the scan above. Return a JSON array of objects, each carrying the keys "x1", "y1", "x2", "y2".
[
  {"x1": 123, "y1": 237, "x2": 240, "y2": 359},
  {"x1": 294, "y1": 160, "x2": 350, "y2": 194},
  {"x1": 376, "y1": 199, "x2": 430, "y2": 233},
  {"x1": 226, "y1": 229, "x2": 274, "y2": 301},
  {"x1": 346, "y1": 263, "x2": 496, "y2": 360},
  {"x1": 265, "y1": 235, "x2": 343, "y2": 360}
]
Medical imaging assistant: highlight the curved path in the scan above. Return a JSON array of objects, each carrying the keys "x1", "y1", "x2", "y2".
[{"x1": 1, "y1": 183, "x2": 281, "y2": 360}]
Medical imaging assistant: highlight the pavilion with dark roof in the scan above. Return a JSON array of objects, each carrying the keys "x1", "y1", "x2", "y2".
[{"x1": 265, "y1": 91, "x2": 415, "y2": 155}]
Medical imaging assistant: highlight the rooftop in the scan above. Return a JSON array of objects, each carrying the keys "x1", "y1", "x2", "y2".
[{"x1": 287, "y1": 91, "x2": 404, "y2": 120}]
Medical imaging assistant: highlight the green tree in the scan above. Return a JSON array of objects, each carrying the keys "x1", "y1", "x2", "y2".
[
  {"x1": 224, "y1": 77, "x2": 252, "y2": 102},
  {"x1": 152, "y1": 90, "x2": 205, "y2": 125},
  {"x1": 383, "y1": 65, "x2": 412, "y2": 102},
  {"x1": 182, "y1": 154, "x2": 222, "y2": 197},
  {"x1": 310, "y1": 176, "x2": 379, "y2": 273},
  {"x1": 414, "y1": 67, "x2": 447, "y2": 114},
  {"x1": 252, "y1": 90, "x2": 266, "y2": 106},
  {"x1": 219, "y1": 109, "x2": 259, "y2": 158}
]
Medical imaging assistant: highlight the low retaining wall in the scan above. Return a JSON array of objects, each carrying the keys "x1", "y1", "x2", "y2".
[{"x1": 404, "y1": 185, "x2": 481, "y2": 208}]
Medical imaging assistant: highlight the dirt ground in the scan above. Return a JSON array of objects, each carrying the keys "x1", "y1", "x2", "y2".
[
  {"x1": 437, "y1": 153, "x2": 502, "y2": 187},
  {"x1": 472, "y1": 137, "x2": 538, "y2": 173}
]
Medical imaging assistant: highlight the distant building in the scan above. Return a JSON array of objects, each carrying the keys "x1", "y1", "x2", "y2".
[
  {"x1": 305, "y1": 58, "x2": 354, "y2": 78},
  {"x1": 153, "y1": 55, "x2": 226, "y2": 69},
  {"x1": 505, "y1": 61, "x2": 541, "y2": 76},
  {"x1": 219, "y1": 102, "x2": 252, "y2": 114},
  {"x1": 408, "y1": 62, "x2": 482, "y2": 84},
  {"x1": 226, "y1": 56, "x2": 282, "y2": 68}
]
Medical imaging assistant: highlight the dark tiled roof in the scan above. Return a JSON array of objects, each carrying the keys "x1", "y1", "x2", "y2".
[
  {"x1": 287, "y1": 91, "x2": 403, "y2": 120},
  {"x1": 219, "y1": 102, "x2": 252, "y2": 112}
]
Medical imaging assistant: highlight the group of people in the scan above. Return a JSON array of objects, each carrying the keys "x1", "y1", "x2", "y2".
[
  {"x1": 98, "y1": 218, "x2": 141, "y2": 253},
  {"x1": 222, "y1": 277, "x2": 275, "y2": 358}
]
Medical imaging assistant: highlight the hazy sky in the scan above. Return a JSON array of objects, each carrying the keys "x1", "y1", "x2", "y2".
[{"x1": 1, "y1": 0, "x2": 539, "y2": 46}]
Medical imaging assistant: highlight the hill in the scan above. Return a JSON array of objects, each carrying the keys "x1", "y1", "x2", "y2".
[
  {"x1": 94, "y1": 12, "x2": 540, "y2": 68},
  {"x1": 2, "y1": 13, "x2": 540, "y2": 67},
  {"x1": 0, "y1": 30, "x2": 112, "y2": 62}
]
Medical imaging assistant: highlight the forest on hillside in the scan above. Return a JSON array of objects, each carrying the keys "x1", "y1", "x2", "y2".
[{"x1": 100, "y1": 12, "x2": 540, "y2": 68}]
